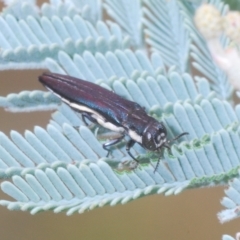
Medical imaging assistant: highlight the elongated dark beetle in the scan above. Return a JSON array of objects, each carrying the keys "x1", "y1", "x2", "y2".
[{"x1": 39, "y1": 73, "x2": 188, "y2": 171}]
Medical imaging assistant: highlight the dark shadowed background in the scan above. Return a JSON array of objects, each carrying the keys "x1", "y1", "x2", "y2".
[{"x1": 0, "y1": 0, "x2": 240, "y2": 239}]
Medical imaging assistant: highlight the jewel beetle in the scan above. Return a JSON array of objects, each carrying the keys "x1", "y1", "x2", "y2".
[{"x1": 39, "y1": 73, "x2": 188, "y2": 171}]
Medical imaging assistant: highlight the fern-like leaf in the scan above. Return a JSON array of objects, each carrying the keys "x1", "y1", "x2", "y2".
[
  {"x1": 104, "y1": 0, "x2": 142, "y2": 46},
  {"x1": 0, "y1": 1, "x2": 239, "y2": 238},
  {"x1": 143, "y1": 0, "x2": 192, "y2": 72}
]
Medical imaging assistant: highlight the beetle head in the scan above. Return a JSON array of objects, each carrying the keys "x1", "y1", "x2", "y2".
[
  {"x1": 142, "y1": 121, "x2": 168, "y2": 151},
  {"x1": 142, "y1": 121, "x2": 189, "y2": 173}
]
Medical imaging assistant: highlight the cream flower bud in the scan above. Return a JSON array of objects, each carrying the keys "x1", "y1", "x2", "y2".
[
  {"x1": 223, "y1": 12, "x2": 240, "y2": 43},
  {"x1": 194, "y1": 4, "x2": 223, "y2": 39}
]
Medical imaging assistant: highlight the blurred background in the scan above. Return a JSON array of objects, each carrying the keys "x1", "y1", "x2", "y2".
[{"x1": 0, "y1": 0, "x2": 240, "y2": 239}]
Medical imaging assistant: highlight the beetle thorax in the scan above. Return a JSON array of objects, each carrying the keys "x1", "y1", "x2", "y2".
[{"x1": 142, "y1": 121, "x2": 167, "y2": 151}]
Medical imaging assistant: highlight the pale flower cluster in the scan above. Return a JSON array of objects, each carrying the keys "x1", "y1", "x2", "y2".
[{"x1": 195, "y1": 4, "x2": 240, "y2": 90}]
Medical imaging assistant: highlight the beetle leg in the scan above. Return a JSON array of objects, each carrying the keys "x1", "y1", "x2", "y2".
[
  {"x1": 103, "y1": 135, "x2": 125, "y2": 157},
  {"x1": 126, "y1": 139, "x2": 139, "y2": 163},
  {"x1": 82, "y1": 112, "x2": 96, "y2": 126},
  {"x1": 154, "y1": 154, "x2": 162, "y2": 173}
]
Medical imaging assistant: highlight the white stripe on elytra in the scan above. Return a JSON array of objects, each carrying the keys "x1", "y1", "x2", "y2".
[
  {"x1": 128, "y1": 129, "x2": 142, "y2": 143},
  {"x1": 48, "y1": 89, "x2": 142, "y2": 143},
  {"x1": 62, "y1": 97, "x2": 125, "y2": 133}
]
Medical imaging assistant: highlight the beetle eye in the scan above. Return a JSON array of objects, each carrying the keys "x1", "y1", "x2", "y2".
[
  {"x1": 147, "y1": 132, "x2": 152, "y2": 140},
  {"x1": 160, "y1": 132, "x2": 166, "y2": 138}
]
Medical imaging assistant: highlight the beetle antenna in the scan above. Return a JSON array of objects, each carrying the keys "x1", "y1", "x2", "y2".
[
  {"x1": 154, "y1": 159, "x2": 160, "y2": 173},
  {"x1": 154, "y1": 144, "x2": 168, "y2": 173},
  {"x1": 168, "y1": 132, "x2": 189, "y2": 144}
]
